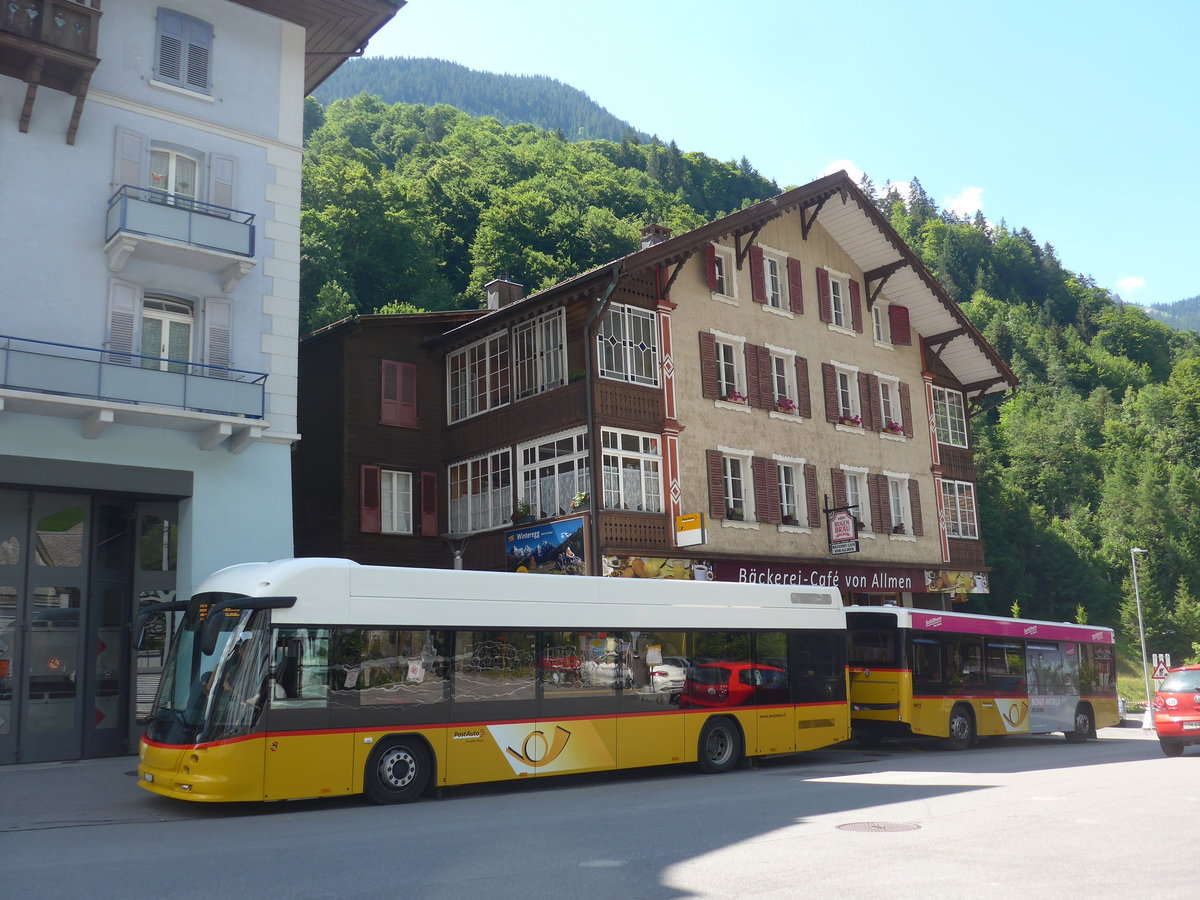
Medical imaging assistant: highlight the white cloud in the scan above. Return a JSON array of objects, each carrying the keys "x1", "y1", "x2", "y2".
[
  {"x1": 943, "y1": 186, "x2": 985, "y2": 218},
  {"x1": 820, "y1": 158, "x2": 865, "y2": 183},
  {"x1": 1116, "y1": 276, "x2": 1146, "y2": 293}
]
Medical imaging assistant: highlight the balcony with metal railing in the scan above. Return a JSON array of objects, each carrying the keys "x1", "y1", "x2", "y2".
[
  {"x1": 0, "y1": 333, "x2": 268, "y2": 452},
  {"x1": 104, "y1": 186, "x2": 257, "y2": 291}
]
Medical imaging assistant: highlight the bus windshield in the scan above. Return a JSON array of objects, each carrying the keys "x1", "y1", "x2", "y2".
[{"x1": 144, "y1": 593, "x2": 270, "y2": 745}]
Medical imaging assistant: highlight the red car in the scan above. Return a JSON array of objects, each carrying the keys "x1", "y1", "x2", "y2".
[
  {"x1": 1153, "y1": 664, "x2": 1200, "y2": 757},
  {"x1": 678, "y1": 661, "x2": 788, "y2": 708}
]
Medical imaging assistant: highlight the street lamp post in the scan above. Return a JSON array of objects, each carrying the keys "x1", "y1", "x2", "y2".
[{"x1": 1131, "y1": 547, "x2": 1152, "y2": 730}]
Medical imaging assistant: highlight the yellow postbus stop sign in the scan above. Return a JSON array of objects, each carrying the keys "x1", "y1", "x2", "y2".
[{"x1": 675, "y1": 512, "x2": 706, "y2": 547}]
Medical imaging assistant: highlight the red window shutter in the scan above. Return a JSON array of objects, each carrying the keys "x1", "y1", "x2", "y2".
[
  {"x1": 795, "y1": 356, "x2": 811, "y2": 419},
  {"x1": 909, "y1": 479, "x2": 924, "y2": 536},
  {"x1": 360, "y1": 465, "x2": 381, "y2": 534},
  {"x1": 786, "y1": 257, "x2": 804, "y2": 314},
  {"x1": 888, "y1": 304, "x2": 912, "y2": 345},
  {"x1": 705, "y1": 244, "x2": 718, "y2": 291},
  {"x1": 858, "y1": 372, "x2": 874, "y2": 429},
  {"x1": 749, "y1": 245, "x2": 766, "y2": 303},
  {"x1": 420, "y1": 470, "x2": 438, "y2": 536},
  {"x1": 752, "y1": 457, "x2": 779, "y2": 524},
  {"x1": 822, "y1": 363, "x2": 838, "y2": 422},
  {"x1": 899, "y1": 382, "x2": 913, "y2": 437},
  {"x1": 706, "y1": 450, "x2": 726, "y2": 519},
  {"x1": 699, "y1": 332, "x2": 718, "y2": 398},
  {"x1": 816, "y1": 268, "x2": 832, "y2": 323},
  {"x1": 870, "y1": 473, "x2": 891, "y2": 533},
  {"x1": 757, "y1": 346, "x2": 773, "y2": 409},
  {"x1": 398, "y1": 363, "x2": 417, "y2": 427},
  {"x1": 866, "y1": 374, "x2": 882, "y2": 432},
  {"x1": 804, "y1": 464, "x2": 820, "y2": 528},
  {"x1": 849, "y1": 279, "x2": 863, "y2": 333},
  {"x1": 380, "y1": 360, "x2": 401, "y2": 425},
  {"x1": 831, "y1": 468, "x2": 846, "y2": 509},
  {"x1": 744, "y1": 342, "x2": 761, "y2": 406}
]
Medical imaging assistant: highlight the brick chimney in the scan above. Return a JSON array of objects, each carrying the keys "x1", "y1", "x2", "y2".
[
  {"x1": 640, "y1": 224, "x2": 672, "y2": 249},
  {"x1": 485, "y1": 278, "x2": 524, "y2": 310}
]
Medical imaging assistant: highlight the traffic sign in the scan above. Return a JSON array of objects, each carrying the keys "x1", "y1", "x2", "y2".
[{"x1": 1152, "y1": 662, "x2": 1170, "y2": 680}]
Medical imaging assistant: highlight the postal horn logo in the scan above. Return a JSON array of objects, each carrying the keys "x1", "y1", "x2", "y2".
[{"x1": 505, "y1": 725, "x2": 572, "y2": 767}]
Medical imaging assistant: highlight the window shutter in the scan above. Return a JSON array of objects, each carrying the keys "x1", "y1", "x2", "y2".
[
  {"x1": 822, "y1": 363, "x2": 837, "y2": 423},
  {"x1": 360, "y1": 465, "x2": 381, "y2": 534},
  {"x1": 866, "y1": 374, "x2": 882, "y2": 432},
  {"x1": 420, "y1": 470, "x2": 438, "y2": 536},
  {"x1": 399, "y1": 363, "x2": 417, "y2": 427},
  {"x1": 888, "y1": 304, "x2": 912, "y2": 345},
  {"x1": 849, "y1": 279, "x2": 864, "y2": 333},
  {"x1": 804, "y1": 464, "x2": 820, "y2": 528},
  {"x1": 749, "y1": 245, "x2": 766, "y2": 303},
  {"x1": 183, "y1": 17, "x2": 213, "y2": 93},
  {"x1": 380, "y1": 360, "x2": 402, "y2": 425},
  {"x1": 209, "y1": 154, "x2": 236, "y2": 211},
  {"x1": 816, "y1": 268, "x2": 832, "y2": 323},
  {"x1": 909, "y1": 479, "x2": 924, "y2": 536},
  {"x1": 753, "y1": 457, "x2": 780, "y2": 524},
  {"x1": 831, "y1": 468, "x2": 846, "y2": 508},
  {"x1": 858, "y1": 372, "x2": 873, "y2": 428},
  {"x1": 786, "y1": 257, "x2": 804, "y2": 314},
  {"x1": 112, "y1": 127, "x2": 146, "y2": 193},
  {"x1": 756, "y1": 346, "x2": 773, "y2": 408},
  {"x1": 870, "y1": 474, "x2": 891, "y2": 533},
  {"x1": 106, "y1": 279, "x2": 141, "y2": 364},
  {"x1": 706, "y1": 450, "x2": 726, "y2": 519},
  {"x1": 795, "y1": 356, "x2": 811, "y2": 418},
  {"x1": 705, "y1": 245, "x2": 718, "y2": 292},
  {"x1": 744, "y1": 343, "x2": 761, "y2": 406},
  {"x1": 156, "y1": 9, "x2": 184, "y2": 84},
  {"x1": 900, "y1": 382, "x2": 913, "y2": 437},
  {"x1": 202, "y1": 298, "x2": 232, "y2": 375},
  {"x1": 698, "y1": 332, "x2": 718, "y2": 399}
]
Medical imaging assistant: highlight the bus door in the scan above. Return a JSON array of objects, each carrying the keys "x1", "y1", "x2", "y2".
[
  {"x1": 1025, "y1": 642, "x2": 1075, "y2": 734},
  {"x1": 263, "y1": 628, "x2": 354, "y2": 801},
  {"x1": 753, "y1": 632, "x2": 793, "y2": 754}
]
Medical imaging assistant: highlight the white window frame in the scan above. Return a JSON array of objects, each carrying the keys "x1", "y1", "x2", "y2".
[
  {"x1": 832, "y1": 360, "x2": 861, "y2": 426},
  {"x1": 712, "y1": 246, "x2": 736, "y2": 300},
  {"x1": 148, "y1": 147, "x2": 200, "y2": 205},
  {"x1": 885, "y1": 470, "x2": 912, "y2": 537},
  {"x1": 873, "y1": 304, "x2": 891, "y2": 344},
  {"x1": 773, "y1": 454, "x2": 809, "y2": 530},
  {"x1": 447, "y1": 332, "x2": 510, "y2": 423},
  {"x1": 830, "y1": 277, "x2": 846, "y2": 327},
  {"x1": 598, "y1": 303, "x2": 659, "y2": 386},
  {"x1": 140, "y1": 295, "x2": 193, "y2": 373},
  {"x1": 712, "y1": 330, "x2": 746, "y2": 402},
  {"x1": 762, "y1": 249, "x2": 786, "y2": 309},
  {"x1": 942, "y1": 479, "x2": 979, "y2": 539},
  {"x1": 601, "y1": 428, "x2": 663, "y2": 513},
  {"x1": 448, "y1": 449, "x2": 512, "y2": 534},
  {"x1": 513, "y1": 309, "x2": 565, "y2": 400},
  {"x1": 932, "y1": 386, "x2": 969, "y2": 448},
  {"x1": 877, "y1": 373, "x2": 902, "y2": 433},
  {"x1": 841, "y1": 464, "x2": 871, "y2": 534},
  {"x1": 381, "y1": 470, "x2": 414, "y2": 535},
  {"x1": 518, "y1": 429, "x2": 590, "y2": 519},
  {"x1": 767, "y1": 345, "x2": 797, "y2": 412}
]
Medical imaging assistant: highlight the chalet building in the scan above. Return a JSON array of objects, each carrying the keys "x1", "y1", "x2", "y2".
[
  {"x1": 0, "y1": 0, "x2": 401, "y2": 764},
  {"x1": 294, "y1": 171, "x2": 1016, "y2": 609}
]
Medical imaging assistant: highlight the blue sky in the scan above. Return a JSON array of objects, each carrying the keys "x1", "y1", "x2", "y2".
[{"x1": 365, "y1": 0, "x2": 1199, "y2": 306}]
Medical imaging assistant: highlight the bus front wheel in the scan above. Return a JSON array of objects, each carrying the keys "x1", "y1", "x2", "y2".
[
  {"x1": 946, "y1": 704, "x2": 974, "y2": 751},
  {"x1": 1065, "y1": 705, "x2": 1094, "y2": 743},
  {"x1": 365, "y1": 737, "x2": 430, "y2": 804},
  {"x1": 697, "y1": 717, "x2": 742, "y2": 774}
]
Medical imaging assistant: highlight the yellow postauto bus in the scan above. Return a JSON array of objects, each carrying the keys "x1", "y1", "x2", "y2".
[
  {"x1": 847, "y1": 606, "x2": 1119, "y2": 749},
  {"x1": 138, "y1": 559, "x2": 848, "y2": 803}
]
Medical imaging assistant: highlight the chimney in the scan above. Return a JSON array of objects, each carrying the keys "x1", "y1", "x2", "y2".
[
  {"x1": 485, "y1": 278, "x2": 524, "y2": 310},
  {"x1": 640, "y1": 223, "x2": 671, "y2": 249}
]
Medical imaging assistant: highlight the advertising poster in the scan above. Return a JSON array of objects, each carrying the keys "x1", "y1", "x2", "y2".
[{"x1": 505, "y1": 517, "x2": 586, "y2": 574}]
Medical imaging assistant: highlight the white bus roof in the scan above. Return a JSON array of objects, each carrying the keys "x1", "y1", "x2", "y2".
[
  {"x1": 845, "y1": 605, "x2": 1114, "y2": 644},
  {"x1": 194, "y1": 558, "x2": 845, "y2": 631}
]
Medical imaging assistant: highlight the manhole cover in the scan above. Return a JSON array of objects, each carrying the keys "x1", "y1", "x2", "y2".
[{"x1": 837, "y1": 821, "x2": 921, "y2": 832}]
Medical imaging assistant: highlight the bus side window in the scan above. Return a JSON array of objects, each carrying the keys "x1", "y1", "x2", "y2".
[{"x1": 270, "y1": 628, "x2": 331, "y2": 709}]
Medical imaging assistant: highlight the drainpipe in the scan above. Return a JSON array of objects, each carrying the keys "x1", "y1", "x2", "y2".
[{"x1": 583, "y1": 264, "x2": 624, "y2": 575}]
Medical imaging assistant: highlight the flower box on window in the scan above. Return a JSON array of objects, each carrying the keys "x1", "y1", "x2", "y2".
[
  {"x1": 720, "y1": 389, "x2": 747, "y2": 404},
  {"x1": 726, "y1": 507, "x2": 744, "y2": 521},
  {"x1": 774, "y1": 396, "x2": 797, "y2": 414},
  {"x1": 781, "y1": 514, "x2": 798, "y2": 526},
  {"x1": 892, "y1": 522, "x2": 907, "y2": 534},
  {"x1": 512, "y1": 499, "x2": 533, "y2": 524},
  {"x1": 570, "y1": 491, "x2": 590, "y2": 510},
  {"x1": 884, "y1": 419, "x2": 904, "y2": 434},
  {"x1": 838, "y1": 414, "x2": 863, "y2": 427}
]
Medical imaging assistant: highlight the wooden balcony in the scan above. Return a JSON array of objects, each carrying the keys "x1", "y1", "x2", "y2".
[
  {"x1": 598, "y1": 510, "x2": 673, "y2": 553},
  {"x1": 0, "y1": 0, "x2": 101, "y2": 144}
]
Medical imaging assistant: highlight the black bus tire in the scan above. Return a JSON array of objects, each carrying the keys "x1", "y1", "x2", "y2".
[
  {"x1": 697, "y1": 717, "x2": 742, "y2": 774},
  {"x1": 365, "y1": 737, "x2": 431, "y2": 804},
  {"x1": 1065, "y1": 705, "x2": 1093, "y2": 743},
  {"x1": 946, "y1": 704, "x2": 974, "y2": 751}
]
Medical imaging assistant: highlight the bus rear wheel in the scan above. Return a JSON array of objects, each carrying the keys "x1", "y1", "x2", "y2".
[
  {"x1": 365, "y1": 738, "x2": 430, "y2": 804},
  {"x1": 1065, "y1": 705, "x2": 1093, "y2": 743},
  {"x1": 946, "y1": 704, "x2": 974, "y2": 751},
  {"x1": 697, "y1": 717, "x2": 742, "y2": 774}
]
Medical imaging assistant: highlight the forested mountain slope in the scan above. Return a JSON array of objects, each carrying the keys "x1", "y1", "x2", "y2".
[
  {"x1": 311, "y1": 57, "x2": 650, "y2": 143},
  {"x1": 1146, "y1": 295, "x2": 1200, "y2": 332},
  {"x1": 300, "y1": 96, "x2": 1200, "y2": 662}
]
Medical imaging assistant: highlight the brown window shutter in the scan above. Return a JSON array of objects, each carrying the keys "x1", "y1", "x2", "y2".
[
  {"x1": 756, "y1": 345, "x2": 773, "y2": 408},
  {"x1": 398, "y1": 363, "x2": 417, "y2": 427},
  {"x1": 795, "y1": 356, "x2": 812, "y2": 418},
  {"x1": 753, "y1": 456, "x2": 780, "y2": 524},
  {"x1": 900, "y1": 382, "x2": 913, "y2": 437},
  {"x1": 909, "y1": 479, "x2": 924, "y2": 535},
  {"x1": 705, "y1": 244, "x2": 718, "y2": 291},
  {"x1": 849, "y1": 279, "x2": 863, "y2": 333},
  {"x1": 744, "y1": 342, "x2": 761, "y2": 406},
  {"x1": 817, "y1": 267, "x2": 832, "y2": 323},
  {"x1": 360, "y1": 465, "x2": 381, "y2": 534},
  {"x1": 888, "y1": 304, "x2": 911, "y2": 345},
  {"x1": 749, "y1": 245, "x2": 766, "y2": 303},
  {"x1": 831, "y1": 468, "x2": 846, "y2": 508},
  {"x1": 866, "y1": 374, "x2": 882, "y2": 432},
  {"x1": 804, "y1": 464, "x2": 820, "y2": 528},
  {"x1": 786, "y1": 257, "x2": 804, "y2": 314},
  {"x1": 822, "y1": 363, "x2": 838, "y2": 423},
  {"x1": 420, "y1": 470, "x2": 438, "y2": 536},
  {"x1": 380, "y1": 360, "x2": 402, "y2": 425},
  {"x1": 706, "y1": 450, "x2": 726, "y2": 519},
  {"x1": 858, "y1": 372, "x2": 874, "y2": 429},
  {"x1": 699, "y1": 332, "x2": 718, "y2": 398},
  {"x1": 870, "y1": 473, "x2": 891, "y2": 533}
]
